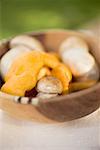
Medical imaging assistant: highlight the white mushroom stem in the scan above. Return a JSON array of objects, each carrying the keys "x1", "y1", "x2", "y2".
[
  {"x1": 59, "y1": 36, "x2": 99, "y2": 81},
  {"x1": 59, "y1": 36, "x2": 89, "y2": 54},
  {"x1": 0, "y1": 45, "x2": 30, "y2": 79},
  {"x1": 10, "y1": 35, "x2": 44, "y2": 51},
  {"x1": 37, "y1": 92, "x2": 58, "y2": 99},
  {"x1": 61, "y1": 49, "x2": 94, "y2": 75},
  {"x1": 37, "y1": 76, "x2": 63, "y2": 94}
]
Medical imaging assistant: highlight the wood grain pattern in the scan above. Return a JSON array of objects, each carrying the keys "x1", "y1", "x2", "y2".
[{"x1": 0, "y1": 30, "x2": 100, "y2": 123}]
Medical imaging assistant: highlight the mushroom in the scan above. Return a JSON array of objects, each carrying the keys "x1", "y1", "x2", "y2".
[
  {"x1": 68, "y1": 80, "x2": 97, "y2": 93},
  {"x1": 59, "y1": 36, "x2": 99, "y2": 82},
  {"x1": 51, "y1": 63, "x2": 72, "y2": 92},
  {"x1": 1, "y1": 51, "x2": 64, "y2": 96},
  {"x1": 59, "y1": 36, "x2": 89, "y2": 54},
  {"x1": 0, "y1": 45, "x2": 30, "y2": 79},
  {"x1": 37, "y1": 76, "x2": 63, "y2": 94},
  {"x1": 10, "y1": 35, "x2": 44, "y2": 51},
  {"x1": 37, "y1": 92, "x2": 57, "y2": 99},
  {"x1": 76, "y1": 63, "x2": 99, "y2": 82},
  {"x1": 37, "y1": 67, "x2": 51, "y2": 81}
]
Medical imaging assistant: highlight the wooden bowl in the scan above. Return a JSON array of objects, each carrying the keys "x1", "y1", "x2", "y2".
[{"x1": 0, "y1": 30, "x2": 100, "y2": 123}]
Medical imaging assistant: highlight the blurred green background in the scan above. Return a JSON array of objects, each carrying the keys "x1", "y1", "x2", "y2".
[{"x1": 0, "y1": 0, "x2": 100, "y2": 39}]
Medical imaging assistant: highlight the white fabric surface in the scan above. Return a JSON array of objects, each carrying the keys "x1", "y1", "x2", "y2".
[{"x1": 0, "y1": 108, "x2": 100, "y2": 150}]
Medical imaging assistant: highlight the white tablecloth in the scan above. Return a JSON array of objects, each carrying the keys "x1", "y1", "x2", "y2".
[{"x1": 0, "y1": 108, "x2": 100, "y2": 150}]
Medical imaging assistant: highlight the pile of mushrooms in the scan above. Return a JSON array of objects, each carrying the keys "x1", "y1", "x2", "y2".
[
  {"x1": 0, "y1": 35, "x2": 99, "y2": 99},
  {"x1": 0, "y1": 35, "x2": 44, "y2": 78},
  {"x1": 59, "y1": 36, "x2": 99, "y2": 82}
]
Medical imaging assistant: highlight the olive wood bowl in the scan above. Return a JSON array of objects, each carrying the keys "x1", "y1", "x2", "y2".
[{"x1": 0, "y1": 29, "x2": 100, "y2": 123}]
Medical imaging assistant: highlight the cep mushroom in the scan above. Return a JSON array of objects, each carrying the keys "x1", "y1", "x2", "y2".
[
  {"x1": 10, "y1": 35, "x2": 44, "y2": 51},
  {"x1": 59, "y1": 36, "x2": 99, "y2": 82},
  {"x1": 37, "y1": 76, "x2": 63, "y2": 94}
]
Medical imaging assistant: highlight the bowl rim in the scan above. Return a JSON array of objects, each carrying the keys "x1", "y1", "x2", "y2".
[
  {"x1": 0, "y1": 29, "x2": 100, "y2": 105},
  {"x1": 0, "y1": 81, "x2": 100, "y2": 104}
]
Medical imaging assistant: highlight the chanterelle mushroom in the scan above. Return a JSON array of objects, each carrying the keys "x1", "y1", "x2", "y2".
[{"x1": 37, "y1": 76, "x2": 63, "y2": 94}]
